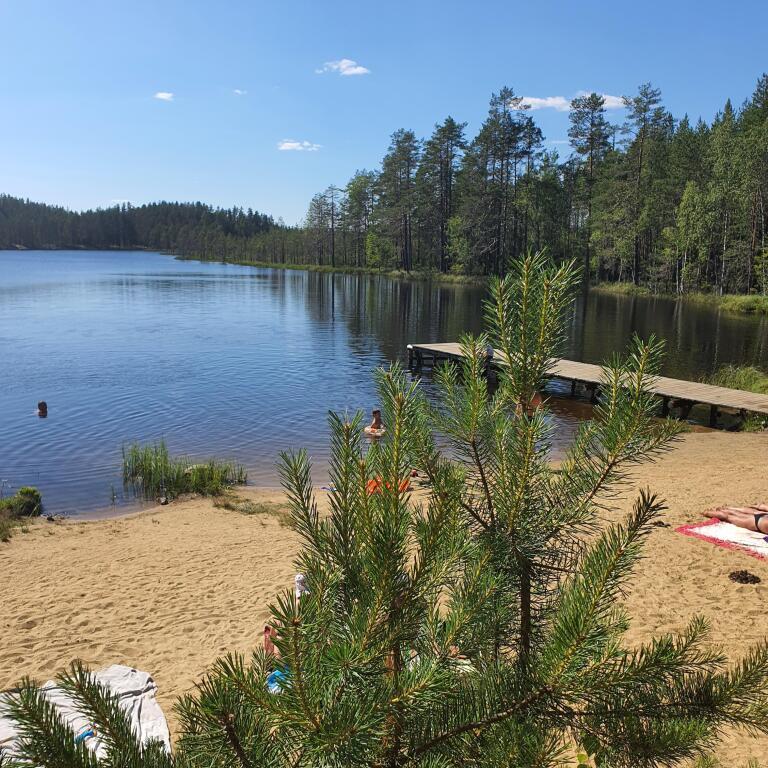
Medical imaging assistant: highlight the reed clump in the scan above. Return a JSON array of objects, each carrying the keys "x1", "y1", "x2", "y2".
[{"x1": 122, "y1": 441, "x2": 247, "y2": 501}]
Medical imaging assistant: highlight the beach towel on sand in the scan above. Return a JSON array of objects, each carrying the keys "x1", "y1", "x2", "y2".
[
  {"x1": 676, "y1": 518, "x2": 768, "y2": 561},
  {"x1": 0, "y1": 664, "x2": 170, "y2": 760}
]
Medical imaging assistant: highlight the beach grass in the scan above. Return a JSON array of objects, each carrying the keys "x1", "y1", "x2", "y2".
[
  {"x1": 706, "y1": 365, "x2": 768, "y2": 432},
  {"x1": 213, "y1": 495, "x2": 290, "y2": 523},
  {"x1": 122, "y1": 441, "x2": 247, "y2": 501}
]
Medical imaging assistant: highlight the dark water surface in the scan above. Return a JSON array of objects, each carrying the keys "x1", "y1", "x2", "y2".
[{"x1": 2, "y1": 250, "x2": 767, "y2": 516}]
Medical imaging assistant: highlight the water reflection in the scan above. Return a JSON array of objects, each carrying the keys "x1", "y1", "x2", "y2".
[{"x1": 1, "y1": 251, "x2": 767, "y2": 517}]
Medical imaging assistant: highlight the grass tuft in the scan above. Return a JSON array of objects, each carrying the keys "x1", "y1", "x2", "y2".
[
  {"x1": 706, "y1": 365, "x2": 768, "y2": 432},
  {"x1": 214, "y1": 495, "x2": 289, "y2": 523},
  {"x1": 122, "y1": 441, "x2": 247, "y2": 501},
  {"x1": 706, "y1": 365, "x2": 768, "y2": 395},
  {"x1": 0, "y1": 518, "x2": 14, "y2": 542},
  {"x1": 0, "y1": 487, "x2": 43, "y2": 542}
]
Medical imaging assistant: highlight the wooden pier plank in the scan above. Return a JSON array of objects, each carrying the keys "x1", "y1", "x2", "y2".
[{"x1": 408, "y1": 342, "x2": 768, "y2": 416}]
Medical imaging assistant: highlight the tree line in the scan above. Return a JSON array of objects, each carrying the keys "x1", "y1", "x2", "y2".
[
  {"x1": 297, "y1": 77, "x2": 768, "y2": 294},
  {"x1": 0, "y1": 196, "x2": 275, "y2": 253},
  {"x1": 3, "y1": 75, "x2": 767, "y2": 295}
]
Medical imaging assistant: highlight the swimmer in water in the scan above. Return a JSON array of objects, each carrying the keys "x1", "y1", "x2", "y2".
[
  {"x1": 364, "y1": 409, "x2": 386, "y2": 437},
  {"x1": 37, "y1": 401, "x2": 48, "y2": 418}
]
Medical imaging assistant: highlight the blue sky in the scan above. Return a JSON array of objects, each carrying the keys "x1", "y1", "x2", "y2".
[{"x1": 1, "y1": 0, "x2": 766, "y2": 224}]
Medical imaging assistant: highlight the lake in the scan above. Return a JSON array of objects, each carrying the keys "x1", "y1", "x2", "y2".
[{"x1": 2, "y1": 250, "x2": 767, "y2": 517}]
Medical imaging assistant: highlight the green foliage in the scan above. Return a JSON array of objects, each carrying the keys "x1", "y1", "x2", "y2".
[
  {"x1": 6, "y1": 251, "x2": 768, "y2": 766},
  {"x1": 718, "y1": 294, "x2": 768, "y2": 315},
  {"x1": 0, "y1": 517, "x2": 15, "y2": 542},
  {"x1": 122, "y1": 441, "x2": 247, "y2": 501},
  {"x1": 705, "y1": 364, "x2": 768, "y2": 431},
  {"x1": 2, "y1": 660, "x2": 173, "y2": 767},
  {"x1": 0, "y1": 486, "x2": 43, "y2": 520},
  {"x1": 706, "y1": 365, "x2": 768, "y2": 395}
]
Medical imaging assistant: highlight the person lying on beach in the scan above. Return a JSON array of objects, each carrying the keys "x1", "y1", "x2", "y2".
[
  {"x1": 705, "y1": 503, "x2": 768, "y2": 534},
  {"x1": 364, "y1": 409, "x2": 386, "y2": 437}
]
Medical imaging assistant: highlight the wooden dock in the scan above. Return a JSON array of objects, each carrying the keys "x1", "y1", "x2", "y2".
[{"x1": 407, "y1": 342, "x2": 768, "y2": 426}]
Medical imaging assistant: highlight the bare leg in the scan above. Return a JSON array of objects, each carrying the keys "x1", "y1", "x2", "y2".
[
  {"x1": 704, "y1": 507, "x2": 768, "y2": 533},
  {"x1": 263, "y1": 624, "x2": 280, "y2": 657}
]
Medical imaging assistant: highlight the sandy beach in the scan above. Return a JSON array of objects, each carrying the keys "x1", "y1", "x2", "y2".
[{"x1": 2, "y1": 431, "x2": 768, "y2": 762}]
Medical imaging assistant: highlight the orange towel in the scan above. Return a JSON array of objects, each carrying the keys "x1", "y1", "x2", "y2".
[{"x1": 366, "y1": 477, "x2": 411, "y2": 496}]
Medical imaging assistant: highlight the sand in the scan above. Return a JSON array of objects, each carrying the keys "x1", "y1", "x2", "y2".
[{"x1": 1, "y1": 431, "x2": 767, "y2": 762}]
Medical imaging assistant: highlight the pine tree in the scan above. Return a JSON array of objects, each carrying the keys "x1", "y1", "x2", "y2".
[
  {"x1": 6, "y1": 252, "x2": 768, "y2": 767},
  {"x1": 568, "y1": 93, "x2": 612, "y2": 286},
  {"x1": 415, "y1": 117, "x2": 467, "y2": 272},
  {"x1": 379, "y1": 130, "x2": 421, "y2": 272}
]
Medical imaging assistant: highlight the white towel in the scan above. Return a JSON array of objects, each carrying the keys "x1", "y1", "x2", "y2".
[{"x1": 0, "y1": 664, "x2": 170, "y2": 761}]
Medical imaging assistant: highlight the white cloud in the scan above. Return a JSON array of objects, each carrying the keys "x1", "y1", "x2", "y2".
[
  {"x1": 315, "y1": 58, "x2": 370, "y2": 76},
  {"x1": 277, "y1": 139, "x2": 321, "y2": 152},
  {"x1": 575, "y1": 90, "x2": 625, "y2": 109},
  {"x1": 601, "y1": 94, "x2": 625, "y2": 109},
  {"x1": 549, "y1": 139, "x2": 570, "y2": 145},
  {"x1": 519, "y1": 92, "x2": 626, "y2": 112},
  {"x1": 520, "y1": 96, "x2": 570, "y2": 112},
  {"x1": 154, "y1": 91, "x2": 174, "y2": 101},
  {"x1": 233, "y1": 88, "x2": 247, "y2": 96}
]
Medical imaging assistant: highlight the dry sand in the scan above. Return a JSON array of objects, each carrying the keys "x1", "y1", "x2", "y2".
[{"x1": 1, "y1": 432, "x2": 767, "y2": 762}]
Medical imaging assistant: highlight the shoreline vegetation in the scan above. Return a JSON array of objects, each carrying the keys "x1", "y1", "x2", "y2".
[
  {"x1": 3, "y1": 73, "x2": 768, "y2": 301},
  {"x1": 0, "y1": 486, "x2": 42, "y2": 542},
  {"x1": 591, "y1": 282, "x2": 768, "y2": 314},
  {"x1": 183, "y1": 253, "x2": 768, "y2": 315},
  {"x1": 4, "y1": 244, "x2": 767, "y2": 314},
  {"x1": 122, "y1": 441, "x2": 247, "y2": 502}
]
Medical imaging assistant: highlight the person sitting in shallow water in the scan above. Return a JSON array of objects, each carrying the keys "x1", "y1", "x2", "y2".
[
  {"x1": 705, "y1": 503, "x2": 768, "y2": 534},
  {"x1": 364, "y1": 409, "x2": 386, "y2": 437}
]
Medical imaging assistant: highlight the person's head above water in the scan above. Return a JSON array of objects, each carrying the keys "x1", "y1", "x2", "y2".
[
  {"x1": 37, "y1": 401, "x2": 48, "y2": 418},
  {"x1": 371, "y1": 409, "x2": 383, "y2": 427}
]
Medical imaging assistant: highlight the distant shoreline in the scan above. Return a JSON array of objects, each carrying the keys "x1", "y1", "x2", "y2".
[
  {"x1": 183, "y1": 254, "x2": 768, "y2": 315},
  {"x1": 4, "y1": 247, "x2": 767, "y2": 315}
]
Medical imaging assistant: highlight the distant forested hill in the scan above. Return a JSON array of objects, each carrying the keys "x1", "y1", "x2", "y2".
[{"x1": 0, "y1": 196, "x2": 275, "y2": 254}]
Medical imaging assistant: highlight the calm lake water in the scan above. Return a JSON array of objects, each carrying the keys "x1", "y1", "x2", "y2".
[{"x1": 2, "y1": 250, "x2": 767, "y2": 517}]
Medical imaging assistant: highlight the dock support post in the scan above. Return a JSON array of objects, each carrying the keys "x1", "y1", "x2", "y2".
[
  {"x1": 661, "y1": 397, "x2": 670, "y2": 417},
  {"x1": 570, "y1": 379, "x2": 577, "y2": 397},
  {"x1": 709, "y1": 405, "x2": 719, "y2": 428},
  {"x1": 407, "y1": 345, "x2": 413, "y2": 369}
]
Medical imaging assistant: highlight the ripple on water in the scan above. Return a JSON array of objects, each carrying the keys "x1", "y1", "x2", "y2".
[{"x1": 3, "y1": 250, "x2": 768, "y2": 516}]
